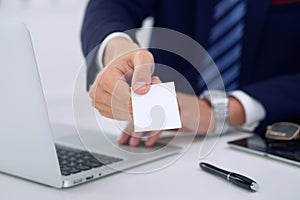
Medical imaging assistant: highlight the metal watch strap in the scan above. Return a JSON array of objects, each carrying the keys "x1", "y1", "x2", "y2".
[{"x1": 202, "y1": 90, "x2": 229, "y2": 135}]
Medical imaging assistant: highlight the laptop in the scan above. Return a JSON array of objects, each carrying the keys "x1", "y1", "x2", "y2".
[{"x1": 0, "y1": 21, "x2": 181, "y2": 188}]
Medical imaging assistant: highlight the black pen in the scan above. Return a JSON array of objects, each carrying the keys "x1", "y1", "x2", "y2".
[{"x1": 199, "y1": 162, "x2": 259, "y2": 192}]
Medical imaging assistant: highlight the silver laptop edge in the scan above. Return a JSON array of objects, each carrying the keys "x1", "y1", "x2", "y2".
[
  {"x1": 0, "y1": 21, "x2": 181, "y2": 188},
  {"x1": 0, "y1": 21, "x2": 63, "y2": 188}
]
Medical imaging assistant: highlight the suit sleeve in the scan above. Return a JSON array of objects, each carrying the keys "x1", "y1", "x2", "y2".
[
  {"x1": 81, "y1": 0, "x2": 157, "y2": 90},
  {"x1": 241, "y1": 73, "x2": 300, "y2": 135},
  {"x1": 81, "y1": 0, "x2": 157, "y2": 57}
]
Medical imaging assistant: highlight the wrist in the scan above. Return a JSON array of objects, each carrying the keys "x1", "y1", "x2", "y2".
[
  {"x1": 228, "y1": 96, "x2": 246, "y2": 126},
  {"x1": 201, "y1": 90, "x2": 229, "y2": 134},
  {"x1": 103, "y1": 37, "x2": 140, "y2": 66}
]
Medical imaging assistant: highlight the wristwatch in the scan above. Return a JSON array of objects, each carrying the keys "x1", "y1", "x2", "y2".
[{"x1": 202, "y1": 90, "x2": 229, "y2": 135}]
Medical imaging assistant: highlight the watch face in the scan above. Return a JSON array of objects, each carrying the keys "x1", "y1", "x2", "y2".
[
  {"x1": 266, "y1": 122, "x2": 300, "y2": 140},
  {"x1": 271, "y1": 123, "x2": 299, "y2": 137}
]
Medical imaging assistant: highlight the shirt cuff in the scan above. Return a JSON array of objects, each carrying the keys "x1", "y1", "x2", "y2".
[
  {"x1": 97, "y1": 32, "x2": 133, "y2": 70},
  {"x1": 229, "y1": 90, "x2": 266, "y2": 132}
]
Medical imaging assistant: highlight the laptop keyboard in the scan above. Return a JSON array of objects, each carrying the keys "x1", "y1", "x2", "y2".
[{"x1": 55, "y1": 144, "x2": 123, "y2": 176}]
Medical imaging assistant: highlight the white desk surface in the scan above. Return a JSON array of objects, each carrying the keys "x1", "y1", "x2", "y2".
[
  {"x1": 1, "y1": 129, "x2": 300, "y2": 200},
  {"x1": 0, "y1": 3, "x2": 299, "y2": 198}
]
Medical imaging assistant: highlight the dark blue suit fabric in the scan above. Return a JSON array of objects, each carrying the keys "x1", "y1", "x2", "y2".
[{"x1": 81, "y1": 0, "x2": 300, "y2": 135}]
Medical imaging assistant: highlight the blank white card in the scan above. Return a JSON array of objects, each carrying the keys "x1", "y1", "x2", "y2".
[{"x1": 131, "y1": 82, "x2": 182, "y2": 132}]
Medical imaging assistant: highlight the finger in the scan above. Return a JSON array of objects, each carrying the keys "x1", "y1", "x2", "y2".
[
  {"x1": 89, "y1": 80, "x2": 98, "y2": 100},
  {"x1": 91, "y1": 85, "x2": 132, "y2": 120},
  {"x1": 151, "y1": 76, "x2": 162, "y2": 84},
  {"x1": 94, "y1": 102, "x2": 131, "y2": 120},
  {"x1": 98, "y1": 62, "x2": 131, "y2": 101},
  {"x1": 103, "y1": 75, "x2": 131, "y2": 103},
  {"x1": 111, "y1": 78, "x2": 132, "y2": 116},
  {"x1": 145, "y1": 130, "x2": 163, "y2": 147},
  {"x1": 91, "y1": 86, "x2": 112, "y2": 106},
  {"x1": 129, "y1": 132, "x2": 144, "y2": 147},
  {"x1": 92, "y1": 75, "x2": 132, "y2": 120},
  {"x1": 118, "y1": 122, "x2": 134, "y2": 145},
  {"x1": 131, "y1": 50, "x2": 154, "y2": 94}
]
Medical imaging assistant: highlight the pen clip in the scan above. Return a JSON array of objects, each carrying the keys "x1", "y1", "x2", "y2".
[
  {"x1": 228, "y1": 173, "x2": 259, "y2": 192},
  {"x1": 230, "y1": 173, "x2": 254, "y2": 184}
]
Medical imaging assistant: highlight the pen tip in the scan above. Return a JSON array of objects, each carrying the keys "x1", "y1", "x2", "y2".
[{"x1": 250, "y1": 182, "x2": 259, "y2": 192}]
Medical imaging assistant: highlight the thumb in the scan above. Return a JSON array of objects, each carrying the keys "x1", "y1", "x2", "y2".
[{"x1": 131, "y1": 51, "x2": 154, "y2": 94}]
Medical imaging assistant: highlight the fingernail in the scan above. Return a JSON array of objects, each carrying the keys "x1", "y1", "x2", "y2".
[
  {"x1": 145, "y1": 140, "x2": 153, "y2": 147},
  {"x1": 129, "y1": 138, "x2": 139, "y2": 146},
  {"x1": 117, "y1": 140, "x2": 123, "y2": 145},
  {"x1": 134, "y1": 81, "x2": 147, "y2": 91},
  {"x1": 117, "y1": 136, "x2": 123, "y2": 143}
]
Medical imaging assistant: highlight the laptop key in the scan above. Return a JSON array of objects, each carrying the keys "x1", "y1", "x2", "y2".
[
  {"x1": 69, "y1": 157, "x2": 77, "y2": 161},
  {"x1": 85, "y1": 161, "x2": 103, "y2": 168},
  {"x1": 68, "y1": 168, "x2": 81, "y2": 174},
  {"x1": 60, "y1": 159, "x2": 68, "y2": 165},
  {"x1": 82, "y1": 155, "x2": 93, "y2": 160},
  {"x1": 61, "y1": 171, "x2": 71, "y2": 176},
  {"x1": 75, "y1": 165, "x2": 92, "y2": 171},
  {"x1": 61, "y1": 166, "x2": 71, "y2": 171},
  {"x1": 77, "y1": 159, "x2": 85, "y2": 164},
  {"x1": 67, "y1": 162, "x2": 77, "y2": 167}
]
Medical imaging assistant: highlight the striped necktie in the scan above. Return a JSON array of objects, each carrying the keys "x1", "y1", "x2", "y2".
[{"x1": 198, "y1": 0, "x2": 247, "y2": 92}]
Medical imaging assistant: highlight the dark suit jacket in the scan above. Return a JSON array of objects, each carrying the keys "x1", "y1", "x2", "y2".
[{"x1": 81, "y1": 0, "x2": 300, "y2": 134}]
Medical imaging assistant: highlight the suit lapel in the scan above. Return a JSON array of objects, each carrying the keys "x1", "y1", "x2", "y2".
[{"x1": 240, "y1": 0, "x2": 270, "y2": 85}]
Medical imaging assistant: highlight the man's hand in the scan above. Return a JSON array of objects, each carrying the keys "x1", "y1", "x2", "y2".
[
  {"x1": 116, "y1": 76, "x2": 164, "y2": 147},
  {"x1": 117, "y1": 92, "x2": 213, "y2": 147},
  {"x1": 89, "y1": 37, "x2": 246, "y2": 147},
  {"x1": 117, "y1": 92, "x2": 246, "y2": 147},
  {"x1": 89, "y1": 37, "x2": 165, "y2": 147},
  {"x1": 89, "y1": 37, "x2": 155, "y2": 120}
]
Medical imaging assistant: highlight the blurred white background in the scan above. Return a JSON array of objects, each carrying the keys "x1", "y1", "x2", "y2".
[
  {"x1": 0, "y1": 0, "x2": 87, "y2": 99},
  {"x1": 0, "y1": 0, "x2": 89, "y2": 125},
  {"x1": 0, "y1": 0, "x2": 153, "y2": 135}
]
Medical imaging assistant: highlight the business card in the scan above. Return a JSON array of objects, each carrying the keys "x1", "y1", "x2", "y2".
[{"x1": 131, "y1": 82, "x2": 182, "y2": 132}]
